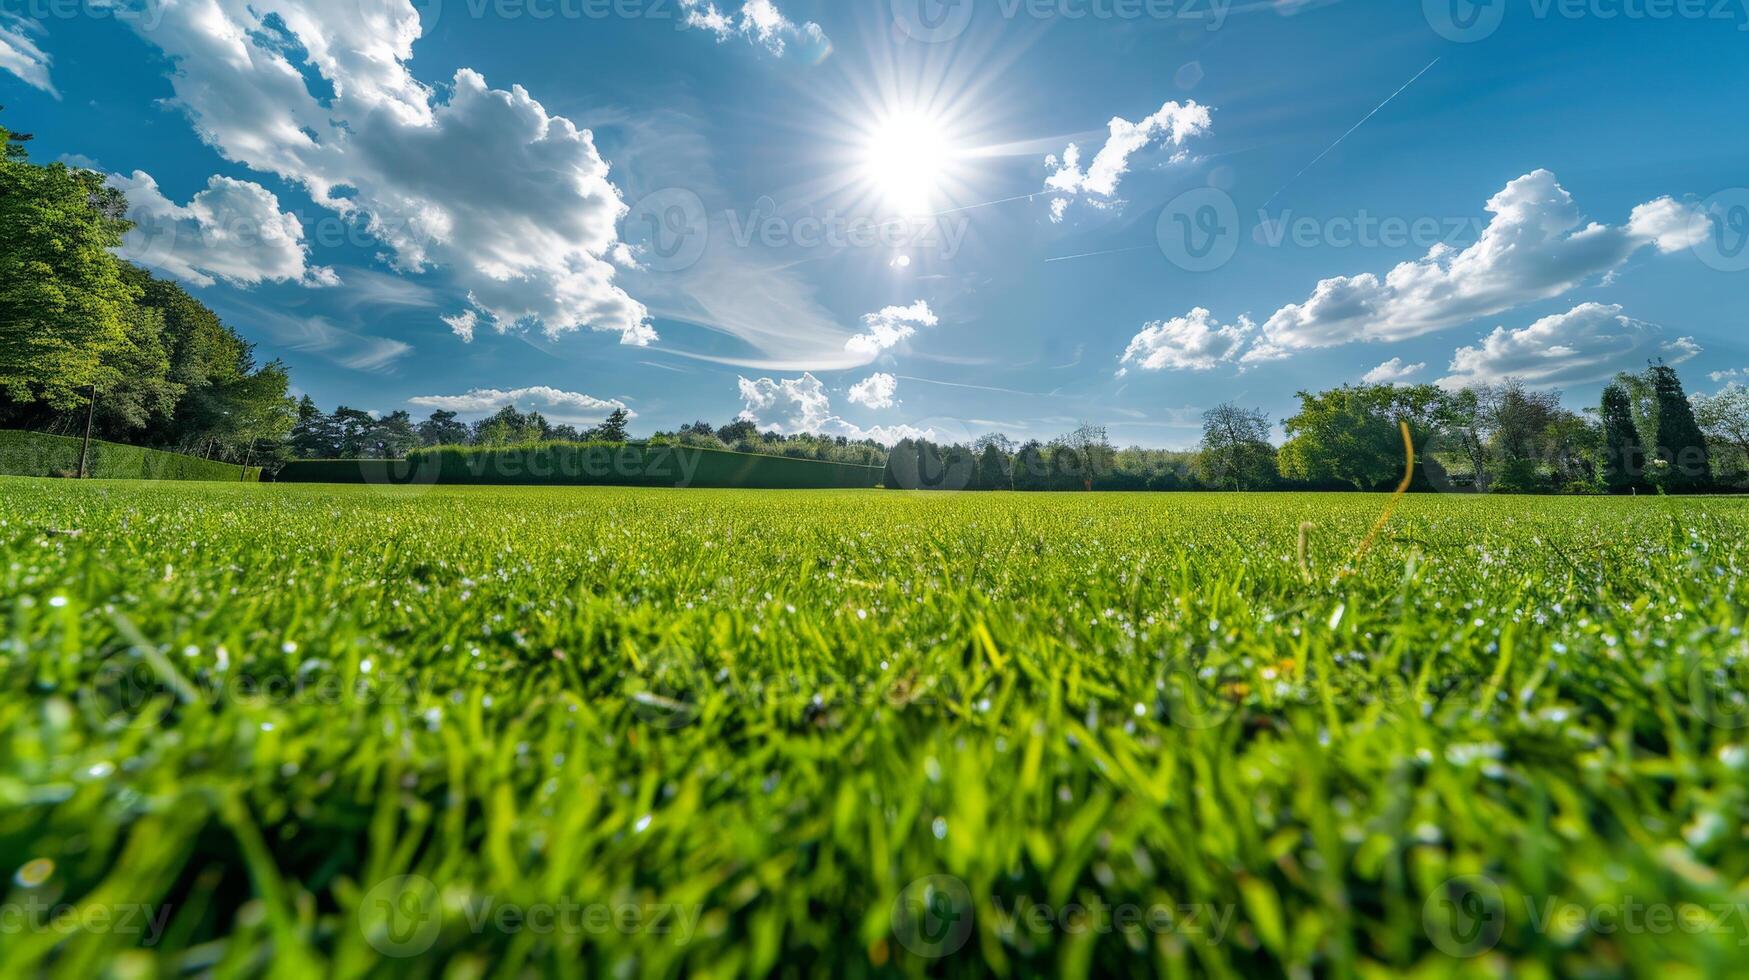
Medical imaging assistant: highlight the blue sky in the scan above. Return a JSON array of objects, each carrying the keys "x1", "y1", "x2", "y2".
[{"x1": 3, "y1": 0, "x2": 1746, "y2": 447}]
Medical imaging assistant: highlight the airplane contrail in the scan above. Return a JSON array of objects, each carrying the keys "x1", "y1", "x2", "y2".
[
  {"x1": 1262, "y1": 57, "x2": 1442, "y2": 209},
  {"x1": 1042, "y1": 244, "x2": 1156, "y2": 264},
  {"x1": 928, "y1": 193, "x2": 1042, "y2": 217}
]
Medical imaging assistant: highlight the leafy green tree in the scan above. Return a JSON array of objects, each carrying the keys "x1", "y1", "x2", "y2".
[
  {"x1": 1599, "y1": 383, "x2": 1646, "y2": 493},
  {"x1": 366, "y1": 411, "x2": 420, "y2": 459},
  {"x1": 417, "y1": 410, "x2": 471, "y2": 446},
  {"x1": 716, "y1": 418, "x2": 758, "y2": 444},
  {"x1": 1694, "y1": 384, "x2": 1749, "y2": 482},
  {"x1": 216, "y1": 361, "x2": 297, "y2": 465},
  {"x1": 1490, "y1": 382, "x2": 1558, "y2": 463},
  {"x1": 1540, "y1": 410, "x2": 1602, "y2": 489},
  {"x1": 1197, "y1": 402, "x2": 1275, "y2": 491},
  {"x1": 1433, "y1": 388, "x2": 1491, "y2": 489},
  {"x1": 331, "y1": 407, "x2": 378, "y2": 457},
  {"x1": 0, "y1": 128, "x2": 143, "y2": 410},
  {"x1": 1059, "y1": 422, "x2": 1113, "y2": 490},
  {"x1": 1278, "y1": 386, "x2": 1403, "y2": 490},
  {"x1": 472, "y1": 405, "x2": 548, "y2": 446}
]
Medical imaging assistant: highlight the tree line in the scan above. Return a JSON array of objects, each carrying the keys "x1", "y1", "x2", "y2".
[
  {"x1": 288, "y1": 401, "x2": 633, "y2": 459},
  {"x1": 0, "y1": 113, "x2": 297, "y2": 467},
  {"x1": 879, "y1": 363, "x2": 1743, "y2": 494}
]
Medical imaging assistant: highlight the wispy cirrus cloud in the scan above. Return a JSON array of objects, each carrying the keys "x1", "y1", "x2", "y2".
[{"x1": 0, "y1": 14, "x2": 55, "y2": 97}]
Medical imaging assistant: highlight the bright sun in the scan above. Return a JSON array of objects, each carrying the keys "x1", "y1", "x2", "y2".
[{"x1": 862, "y1": 109, "x2": 956, "y2": 215}]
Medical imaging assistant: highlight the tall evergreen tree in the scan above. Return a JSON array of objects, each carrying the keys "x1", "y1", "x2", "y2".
[
  {"x1": 1648, "y1": 364, "x2": 1710, "y2": 491},
  {"x1": 417, "y1": 410, "x2": 470, "y2": 446},
  {"x1": 882, "y1": 438, "x2": 914, "y2": 489},
  {"x1": 1599, "y1": 383, "x2": 1645, "y2": 493},
  {"x1": 976, "y1": 442, "x2": 1011, "y2": 490},
  {"x1": 593, "y1": 407, "x2": 630, "y2": 443},
  {"x1": 1011, "y1": 441, "x2": 1048, "y2": 491}
]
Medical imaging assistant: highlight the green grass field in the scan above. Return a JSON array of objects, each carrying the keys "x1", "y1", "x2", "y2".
[{"x1": 4, "y1": 478, "x2": 1748, "y2": 978}]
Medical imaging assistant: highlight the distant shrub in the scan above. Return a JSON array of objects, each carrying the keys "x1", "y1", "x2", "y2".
[{"x1": 1490, "y1": 458, "x2": 1550, "y2": 495}]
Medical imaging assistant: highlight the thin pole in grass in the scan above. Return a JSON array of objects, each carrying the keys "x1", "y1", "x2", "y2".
[
  {"x1": 78, "y1": 383, "x2": 97, "y2": 479},
  {"x1": 1344, "y1": 420, "x2": 1415, "y2": 574}
]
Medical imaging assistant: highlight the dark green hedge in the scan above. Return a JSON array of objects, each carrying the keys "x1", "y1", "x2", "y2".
[
  {"x1": 0, "y1": 430, "x2": 261, "y2": 482},
  {"x1": 275, "y1": 442, "x2": 883, "y2": 490}
]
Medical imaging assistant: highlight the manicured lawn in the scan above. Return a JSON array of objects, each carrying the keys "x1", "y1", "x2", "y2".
[{"x1": 4, "y1": 479, "x2": 1747, "y2": 977}]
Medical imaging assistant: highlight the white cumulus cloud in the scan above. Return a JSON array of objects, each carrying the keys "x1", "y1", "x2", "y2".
[
  {"x1": 846, "y1": 300, "x2": 938, "y2": 354},
  {"x1": 1438, "y1": 303, "x2": 1701, "y2": 390},
  {"x1": 1361, "y1": 357, "x2": 1425, "y2": 384},
  {"x1": 737, "y1": 373, "x2": 933, "y2": 446},
  {"x1": 1046, "y1": 100, "x2": 1211, "y2": 219},
  {"x1": 442, "y1": 310, "x2": 478, "y2": 344},
  {"x1": 1246, "y1": 170, "x2": 1706, "y2": 359},
  {"x1": 678, "y1": 0, "x2": 827, "y2": 56},
  {"x1": 108, "y1": 171, "x2": 336, "y2": 288},
  {"x1": 1118, "y1": 308, "x2": 1253, "y2": 373},
  {"x1": 847, "y1": 372, "x2": 898, "y2": 410},
  {"x1": 408, "y1": 386, "x2": 633, "y2": 419},
  {"x1": 121, "y1": 0, "x2": 652, "y2": 346}
]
